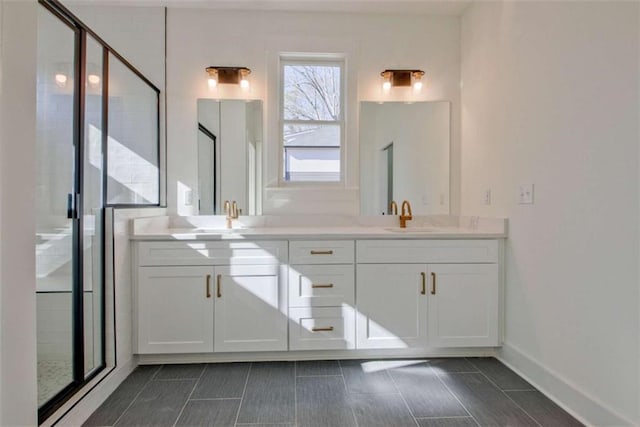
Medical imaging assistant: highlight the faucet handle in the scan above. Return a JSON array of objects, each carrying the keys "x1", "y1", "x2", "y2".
[
  {"x1": 401, "y1": 200, "x2": 413, "y2": 217},
  {"x1": 231, "y1": 201, "x2": 238, "y2": 218},
  {"x1": 389, "y1": 200, "x2": 398, "y2": 215},
  {"x1": 224, "y1": 200, "x2": 231, "y2": 216}
]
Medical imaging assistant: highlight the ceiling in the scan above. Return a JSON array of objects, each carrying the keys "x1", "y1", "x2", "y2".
[{"x1": 65, "y1": 0, "x2": 473, "y2": 15}]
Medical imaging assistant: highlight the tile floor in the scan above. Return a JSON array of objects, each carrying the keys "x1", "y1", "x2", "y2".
[{"x1": 84, "y1": 357, "x2": 583, "y2": 427}]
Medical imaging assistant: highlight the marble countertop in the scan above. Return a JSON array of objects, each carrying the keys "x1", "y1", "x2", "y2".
[{"x1": 130, "y1": 215, "x2": 508, "y2": 241}]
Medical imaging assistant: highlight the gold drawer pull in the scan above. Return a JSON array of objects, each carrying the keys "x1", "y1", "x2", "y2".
[
  {"x1": 312, "y1": 326, "x2": 334, "y2": 332},
  {"x1": 312, "y1": 283, "x2": 334, "y2": 289},
  {"x1": 216, "y1": 274, "x2": 222, "y2": 298},
  {"x1": 420, "y1": 272, "x2": 426, "y2": 295},
  {"x1": 310, "y1": 250, "x2": 333, "y2": 255},
  {"x1": 431, "y1": 272, "x2": 436, "y2": 295},
  {"x1": 206, "y1": 274, "x2": 212, "y2": 298}
]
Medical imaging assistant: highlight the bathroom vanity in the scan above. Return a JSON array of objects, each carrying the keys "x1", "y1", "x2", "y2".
[{"x1": 131, "y1": 215, "x2": 506, "y2": 363}]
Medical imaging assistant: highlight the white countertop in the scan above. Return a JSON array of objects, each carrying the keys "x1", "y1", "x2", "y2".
[{"x1": 130, "y1": 215, "x2": 508, "y2": 241}]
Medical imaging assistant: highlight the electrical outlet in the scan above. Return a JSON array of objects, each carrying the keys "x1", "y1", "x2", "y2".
[
  {"x1": 483, "y1": 189, "x2": 491, "y2": 205},
  {"x1": 517, "y1": 184, "x2": 534, "y2": 204},
  {"x1": 184, "y1": 189, "x2": 193, "y2": 206}
]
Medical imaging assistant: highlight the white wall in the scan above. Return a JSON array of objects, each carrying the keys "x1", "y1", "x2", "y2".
[
  {"x1": 166, "y1": 8, "x2": 460, "y2": 216},
  {"x1": 0, "y1": 0, "x2": 4, "y2": 420},
  {"x1": 0, "y1": 1, "x2": 38, "y2": 425},
  {"x1": 461, "y1": 1, "x2": 639, "y2": 425}
]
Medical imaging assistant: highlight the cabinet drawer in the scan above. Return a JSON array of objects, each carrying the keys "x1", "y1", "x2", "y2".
[
  {"x1": 138, "y1": 241, "x2": 288, "y2": 266},
  {"x1": 357, "y1": 240, "x2": 498, "y2": 264},
  {"x1": 289, "y1": 240, "x2": 354, "y2": 264},
  {"x1": 289, "y1": 265, "x2": 355, "y2": 307},
  {"x1": 289, "y1": 307, "x2": 355, "y2": 350}
]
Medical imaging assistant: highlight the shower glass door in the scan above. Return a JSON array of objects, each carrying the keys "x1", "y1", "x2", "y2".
[
  {"x1": 36, "y1": 4, "x2": 106, "y2": 421},
  {"x1": 35, "y1": 5, "x2": 78, "y2": 408}
]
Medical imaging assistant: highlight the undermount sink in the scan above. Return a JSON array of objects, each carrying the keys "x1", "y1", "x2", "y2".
[{"x1": 384, "y1": 227, "x2": 438, "y2": 233}]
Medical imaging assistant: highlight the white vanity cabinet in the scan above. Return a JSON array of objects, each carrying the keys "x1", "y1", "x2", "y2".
[
  {"x1": 214, "y1": 264, "x2": 287, "y2": 352},
  {"x1": 137, "y1": 266, "x2": 215, "y2": 354},
  {"x1": 288, "y1": 240, "x2": 356, "y2": 350},
  {"x1": 356, "y1": 240, "x2": 501, "y2": 349},
  {"x1": 356, "y1": 263, "x2": 428, "y2": 349},
  {"x1": 427, "y1": 263, "x2": 499, "y2": 347},
  {"x1": 133, "y1": 233, "x2": 504, "y2": 358},
  {"x1": 134, "y1": 240, "x2": 288, "y2": 354}
]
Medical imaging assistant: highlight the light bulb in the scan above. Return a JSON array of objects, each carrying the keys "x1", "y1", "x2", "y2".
[
  {"x1": 88, "y1": 74, "x2": 100, "y2": 86},
  {"x1": 240, "y1": 77, "x2": 250, "y2": 89},
  {"x1": 206, "y1": 67, "x2": 218, "y2": 90},
  {"x1": 55, "y1": 73, "x2": 67, "y2": 87},
  {"x1": 412, "y1": 71, "x2": 424, "y2": 93},
  {"x1": 382, "y1": 81, "x2": 391, "y2": 91}
]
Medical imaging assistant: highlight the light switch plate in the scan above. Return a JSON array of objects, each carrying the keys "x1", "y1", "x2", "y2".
[
  {"x1": 483, "y1": 189, "x2": 491, "y2": 205},
  {"x1": 518, "y1": 184, "x2": 534, "y2": 204}
]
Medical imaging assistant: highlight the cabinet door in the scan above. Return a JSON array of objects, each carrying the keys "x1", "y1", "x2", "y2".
[
  {"x1": 214, "y1": 265, "x2": 287, "y2": 352},
  {"x1": 356, "y1": 264, "x2": 428, "y2": 349},
  {"x1": 137, "y1": 266, "x2": 214, "y2": 354},
  {"x1": 428, "y1": 264, "x2": 499, "y2": 347}
]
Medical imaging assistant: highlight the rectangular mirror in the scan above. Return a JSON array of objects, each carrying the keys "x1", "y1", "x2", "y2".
[
  {"x1": 197, "y1": 99, "x2": 263, "y2": 215},
  {"x1": 359, "y1": 101, "x2": 450, "y2": 215}
]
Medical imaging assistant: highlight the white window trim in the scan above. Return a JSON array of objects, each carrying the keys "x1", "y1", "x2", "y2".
[{"x1": 278, "y1": 55, "x2": 346, "y2": 187}]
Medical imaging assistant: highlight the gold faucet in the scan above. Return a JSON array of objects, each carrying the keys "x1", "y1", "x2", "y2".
[
  {"x1": 389, "y1": 200, "x2": 398, "y2": 215},
  {"x1": 224, "y1": 200, "x2": 239, "y2": 229},
  {"x1": 399, "y1": 200, "x2": 413, "y2": 228}
]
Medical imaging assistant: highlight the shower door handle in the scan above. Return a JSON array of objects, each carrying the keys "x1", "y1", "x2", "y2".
[
  {"x1": 67, "y1": 193, "x2": 79, "y2": 219},
  {"x1": 67, "y1": 193, "x2": 80, "y2": 219}
]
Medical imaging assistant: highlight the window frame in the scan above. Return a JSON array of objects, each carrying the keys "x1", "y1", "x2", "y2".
[{"x1": 279, "y1": 56, "x2": 346, "y2": 186}]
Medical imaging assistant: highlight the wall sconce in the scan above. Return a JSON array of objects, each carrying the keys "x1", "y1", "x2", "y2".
[
  {"x1": 205, "y1": 66, "x2": 251, "y2": 90},
  {"x1": 380, "y1": 69, "x2": 425, "y2": 93}
]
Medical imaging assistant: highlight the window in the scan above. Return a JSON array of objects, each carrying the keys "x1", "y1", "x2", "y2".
[{"x1": 281, "y1": 58, "x2": 344, "y2": 183}]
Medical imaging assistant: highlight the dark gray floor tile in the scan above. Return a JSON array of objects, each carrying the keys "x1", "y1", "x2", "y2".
[
  {"x1": 236, "y1": 362, "x2": 295, "y2": 424},
  {"x1": 191, "y1": 363, "x2": 250, "y2": 399},
  {"x1": 297, "y1": 360, "x2": 341, "y2": 376},
  {"x1": 154, "y1": 363, "x2": 206, "y2": 380},
  {"x1": 115, "y1": 379, "x2": 196, "y2": 426},
  {"x1": 389, "y1": 363, "x2": 468, "y2": 417},
  {"x1": 340, "y1": 360, "x2": 398, "y2": 394},
  {"x1": 236, "y1": 424, "x2": 295, "y2": 426},
  {"x1": 175, "y1": 399, "x2": 240, "y2": 427},
  {"x1": 466, "y1": 358, "x2": 534, "y2": 390},
  {"x1": 297, "y1": 376, "x2": 356, "y2": 427},
  {"x1": 428, "y1": 358, "x2": 478, "y2": 373},
  {"x1": 350, "y1": 393, "x2": 418, "y2": 427},
  {"x1": 416, "y1": 417, "x2": 477, "y2": 427},
  {"x1": 438, "y1": 373, "x2": 538, "y2": 426},
  {"x1": 506, "y1": 390, "x2": 584, "y2": 427},
  {"x1": 83, "y1": 365, "x2": 160, "y2": 426}
]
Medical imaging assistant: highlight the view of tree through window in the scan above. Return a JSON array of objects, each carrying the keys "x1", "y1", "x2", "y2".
[{"x1": 282, "y1": 61, "x2": 343, "y2": 182}]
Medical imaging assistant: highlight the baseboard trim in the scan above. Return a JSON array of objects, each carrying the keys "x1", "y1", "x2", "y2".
[
  {"x1": 53, "y1": 357, "x2": 137, "y2": 426},
  {"x1": 137, "y1": 347, "x2": 499, "y2": 365},
  {"x1": 499, "y1": 343, "x2": 634, "y2": 427}
]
